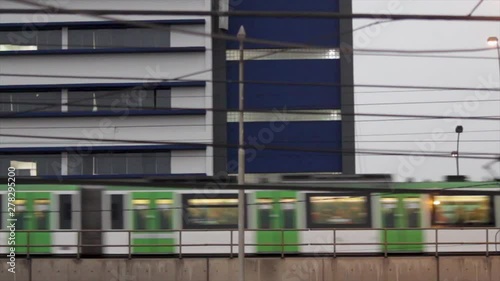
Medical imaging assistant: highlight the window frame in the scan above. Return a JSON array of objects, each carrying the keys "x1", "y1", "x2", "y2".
[
  {"x1": 431, "y1": 194, "x2": 495, "y2": 227},
  {"x1": 306, "y1": 192, "x2": 372, "y2": 229},
  {"x1": 182, "y1": 193, "x2": 247, "y2": 230}
]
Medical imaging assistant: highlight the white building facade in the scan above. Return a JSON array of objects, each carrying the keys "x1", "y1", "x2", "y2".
[{"x1": 0, "y1": 0, "x2": 228, "y2": 178}]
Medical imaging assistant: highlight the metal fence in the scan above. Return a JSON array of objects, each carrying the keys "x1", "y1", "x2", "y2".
[{"x1": 1, "y1": 227, "x2": 500, "y2": 259}]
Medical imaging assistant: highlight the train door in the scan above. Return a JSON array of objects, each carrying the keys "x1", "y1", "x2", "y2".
[
  {"x1": 12, "y1": 192, "x2": 51, "y2": 253},
  {"x1": 255, "y1": 191, "x2": 299, "y2": 253},
  {"x1": 381, "y1": 195, "x2": 423, "y2": 252},
  {"x1": 131, "y1": 192, "x2": 174, "y2": 254}
]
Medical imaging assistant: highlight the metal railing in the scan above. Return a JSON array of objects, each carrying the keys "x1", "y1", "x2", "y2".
[{"x1": 1, "y1": 227, "x2": 499, "y2": 259}]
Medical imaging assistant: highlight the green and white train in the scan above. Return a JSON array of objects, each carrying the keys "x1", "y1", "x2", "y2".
[{"x1": 1, "y1": 181, "x2": 500, "y2": 256}]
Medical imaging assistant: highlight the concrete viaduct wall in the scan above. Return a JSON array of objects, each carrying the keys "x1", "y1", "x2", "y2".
[{"x1": 1, "y1": 256, "x2": 500, "y2": 281}]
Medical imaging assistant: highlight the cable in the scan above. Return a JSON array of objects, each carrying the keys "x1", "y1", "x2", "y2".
[
  {"x1": 4, "y1": 5, "x2": 500, "y2": 22},
  {"x1": 468, "y1": 0, "x2": 485, "y2": 16},
  {"x1": 6, "y1": 0, "x2": 500, "y2": 53},
  {"x1": 0, "y1": 132, "x2": 497, "y2": 159},
  {"x1": 0, "y1": 100, "x2": 499, "y2": 121},
  {"x1": 1, "y1": 73, "x2": 499, "y2": 93}
]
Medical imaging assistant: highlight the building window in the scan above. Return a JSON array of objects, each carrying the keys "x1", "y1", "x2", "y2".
[
  {"x1": 68, "y1": 152, "x2": 171, "y2": 176},
  {"x1": 307, "y1": 193, "x2": 371, "y2": 228},
  {"x1": 0, "y1": 155, "x2": 62, "y2": 176},
  {"x1": 182, "y1": 194, "x2": 241, "y2": 229},
  {"x1": 0, "y1": 30, "x2": 62, "y2": 51},
  {"x1": 0, "y1": 92, "x2": 61, "y2": 113},
  {"x1": 67, "y1": 89, "x2": 170, "y2": 112},
  {"x1": 432, "y1": 195, "x2": 494, "y2": 226},
  {"x1": 68, "y1": 28, "x2": 170, "y2": 49}
]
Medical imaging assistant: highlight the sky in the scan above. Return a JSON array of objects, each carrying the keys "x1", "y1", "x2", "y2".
[{"x1": 352, "y1": 0, "x2": 500, "y2": 181}]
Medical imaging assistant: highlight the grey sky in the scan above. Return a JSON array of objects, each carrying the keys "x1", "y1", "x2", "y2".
[{"x1": 353, "y1": 0, "x2": 500, "y2": 181}]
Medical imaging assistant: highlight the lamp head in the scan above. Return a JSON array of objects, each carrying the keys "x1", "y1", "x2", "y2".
[
  {"x1": 487, "y1": 37, "x2": 499, "y2": 47},
  {"x1": 455, "y1": 125, "x2": 463, "y2": 133}
]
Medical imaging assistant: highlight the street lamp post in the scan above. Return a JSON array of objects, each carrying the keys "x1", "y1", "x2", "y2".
[
  {"x1": 237, "y1": 25, "x2": 246, "y2": 281},
  {"x1": 454, "y1": 125, "x2": 463, "y2": 176},
  {"x1": 487, "y1": 37, "x2": 500, "y2": 76}
]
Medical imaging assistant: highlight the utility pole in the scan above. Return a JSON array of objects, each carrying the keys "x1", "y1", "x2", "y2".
[{"x1": 237, "y1": 25, "x2": 246, "y2": 281}]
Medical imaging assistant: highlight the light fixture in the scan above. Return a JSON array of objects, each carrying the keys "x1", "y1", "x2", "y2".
[
  {"x1": 487, "y1": 37, "x2": 499, "y2": 47},
  {"x1": 451, "y1": 151, "x2": 458, "y2": 157},
  {"x1": 433, "y1": 200, "x2": 441, "y2": 205}
]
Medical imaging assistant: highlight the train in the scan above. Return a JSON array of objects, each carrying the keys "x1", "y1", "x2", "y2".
[{"x1": 1, "y1": 180, "x2": 500, "y2": 256}]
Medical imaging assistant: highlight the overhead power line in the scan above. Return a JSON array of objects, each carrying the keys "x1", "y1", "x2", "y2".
[
  {"x1": 0, "y1": 132, "x2": 497, "y2": 160},
  {"x1": 4, "y1": 5, "x2": 500, "y2": 22},
  {"x1": 0, "y1": 100, "x2": 499, "y2": 121},
  {"x1": 2, "y1": 72, "x2": 499, "y2": 93}
]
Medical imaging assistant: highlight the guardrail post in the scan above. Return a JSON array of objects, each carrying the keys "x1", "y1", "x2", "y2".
[
  {"x1": 333, "y1": 229, "x2": 336, "y2": 258},
  {"x1": 230, "y1": 230, "x2": 234, "y2": 259},
  {"x1": 486, "y1": 228, "x2": 489, "y2": 257},
  {"x1": 77, "y1": 230, "x2": 81, "y2": 259},
  {"x1": 26, "y1": 231, "x2": 30, "y2": 260},
  {"x1": 281, "y1": 229, "x2": 285, "y2": 259},
  {"x1": 384, "y1": 229, "x2": 387, "y2": 258},
  {"x1": 128, "y1": 230, "x2": 132, "y2": 259},
  {"x1": 179, "y1": 230, "x2": 182, "y2": 259},
  {"x1": 435, "y1": 229, "x2": 438, "y2": 257}
]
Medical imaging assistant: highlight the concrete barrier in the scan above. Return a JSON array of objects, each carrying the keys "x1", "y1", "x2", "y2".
[{"x1": 1, "y1": 256, "x2": 499, "y2": 281}]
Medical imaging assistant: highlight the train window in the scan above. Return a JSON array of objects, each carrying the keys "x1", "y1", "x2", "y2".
[
  {"x1": 257, "y1": 198, "x2": 273, "y2": 229},
  {"x1": 34, "y1": 199, "x2": 50, "y2": 230},
  {"x1": 0, "y1": 194, "x2": 2, "y2": 228},
  {"x1": 183, "y1": 194, "x2": 241, "y2": 229},
  {"x1": 432, "y1": 195, "x2": 494, "y2": 226},
  {"x1": 59, "y1": 195, "x2": 72, "y2": 229},
  {"x1": 133, "y1": 199, "x2": 149, "y2": 230},
  {"x1": 157, "y1": 199, "x2": 173, "y2": 230},
  {"x1": 15, "y1": 200, "x2": 27, "y2": 230},
  {"x1": 307, "y1": 194, "x2": 371, "y2": 228},
  {"x1": 404, "y1": 198, "x2": 420, "y2": 228},
  {"x1": 281, "y1": 199, "x2": 296, "y2": 229},
  {"x1": 381, "y1": 198, "x2": 398, "y2": 228},
  {"x1": 111, "y1": 195, "x2": 124, "y2": 230}
]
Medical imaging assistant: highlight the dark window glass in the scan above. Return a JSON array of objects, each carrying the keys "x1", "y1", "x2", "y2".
[
  {"x1": 308, "y1": 194, "x2": 370, "y2": 228},
  {"x1": 0, "y1": 30, "x2": 61, "y2": 51},
  {"x1": 59, "y1": 195, "x2": 72, "y2": 229},
  {"x1": 111, "y1": 195, "x2": 124, "y2": 229},
  {"x1": 14, "y1": 200, "x2": 26, "y2": 230},
  {"x1": 133, "y1": 200, "x2": 149, "y2": 230},
  {"x1": 381, "y1": 198, "x2": 397, "y2": 228},
  {"x1": 183, "y1": 194, "x2": 241, "y2": 229},
  {"x1": 0, "y1": 92, "x2": 61, "y2": 113},
  {"x1": 157, "y1": 199, "x2": 172, "y2": 230},
  {"x1": 0, "y1": 195, "x2": 3, "y2": 228},
  {"x1": 155, "y1": 152, "x2": 170, "y2": 174},
  {"x1": 432, "y1": 195, "x2": 493, "y2": 226},
  {"x1": 68, "y1": 27, "x2": 170, "y2": 49},
  {"x1": 0, "y1": 155, "x2": 61, "y2": 176},
  {"x1": 257, "y1": 199, "x2": 272, "y2": 229},
  {"x1": 281, "y1": 199, "x2": 296, "y2": 229},
  {"x1": 34, "y1": 199, "x2": 50, "y2": 230},
  {"x1": 68, "y1": 152, "x2": 170, "y2": 176},
  {"x1": 155, "y1": 89, "x2": 171, "y2": 108},
  {"x1": 404, "y1": 198, "x2": 420, "y2": 228},
  {"x1": 68, "y1": 89, "x2": 155, "y2": 112},
  {"x1": 67, "y1": 91, "x2": 95, "y2": 112}
]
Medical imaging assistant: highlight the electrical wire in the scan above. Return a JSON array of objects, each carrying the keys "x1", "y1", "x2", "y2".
[
  {"x1": 4, "y1": 4, "x2": 500, "y2": 22},
  {"x1": 0, "y1": 132, "x2": 497, "y2": 159},
  {"x1": 0, "y1": 100, "x2": 499, "y2": 121}
]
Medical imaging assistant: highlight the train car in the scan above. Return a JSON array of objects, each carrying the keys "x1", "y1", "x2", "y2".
[{"x1": 1, "y1": 181, "x2": 499, "y2": 256}]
